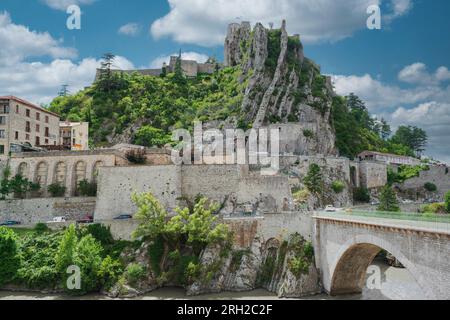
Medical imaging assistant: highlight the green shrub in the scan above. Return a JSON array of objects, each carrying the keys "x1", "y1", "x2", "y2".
[
  {"x1": 0, "y1": 227, "x2": 21, "y2": 286},
  {"x1": 126, "y1": 263, "x2": 146, "y2": 285},
  {"x1": 97, "y1": 255, "x2": 123, "y2": 289},
  {"x1": 446, "y1": 191, "x2": 450, "y2": 213},
  {"x1": 292, "y1": 188, "x2": 310, "y2": 205},
  {"x1": 303, "y1": 164, "x2": 323, "y2": 195},
  {"x1": 85, "y1": 224, "x2": 114, "y2": 246},
  {"x1": 303, "y1": 129, "x2": 314, "y2": 138},
  {"x1": 331, "y1": 181, "x2": 345, "y2": 194},
  {"x1": 77, "y1": 180, "x2": 97, "y2": 197},
  {"x1": 424, "y1": 182, "x2": 437, "y2": 192},
  {"x1": 422, "y1": 203, "x2": 446, "y2": 214},
  {"x1": 353, "y1": 187, "x2": 370, "y2": 203},
  {"x1": 48, "y1": 183, "x2": 66, "y2": 197},
  {"x1": 34, "y1": 223, "x2": 50, "y2": 234}
]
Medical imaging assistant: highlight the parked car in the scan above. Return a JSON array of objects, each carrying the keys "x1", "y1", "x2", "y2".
[
  {"x1": 371, "y1": 200, "x2": 380, "y2": 206},
  {"x1": 402, "y1": 199, "x2": 414, "y2": 204},
  {"x1": 325, "y1": 205, "x2": 337, "y2": 212},
  {"x1": 0, "y1": 220, "x2": 21, "y2": 226},
  {"x1": 77, "y1": 215, "x2": 94, "y2": 224},
  {"x1": 48, "y1": 216, "x2": 67, "y2": 223},
  {"x1": 113, "y1": 214, "x2": 133, "y2": 220}
]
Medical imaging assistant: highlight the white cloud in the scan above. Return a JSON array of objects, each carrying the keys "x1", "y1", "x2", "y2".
[
  {"x1": 332, "y1": 63, "x2": 450, "y2": 163},
  {"x1": 150, "y1": 52, "x2": 209, "y2": 68},
  {"x1": 331, "y1": 73, "x2": 439, "y2": 111},
  {"x1": 42, "y1": 0, "x2": 96, "y2": 11},
  {"x1": 150, "y1": 0, "x2": 412, "y2": 46},
  {"x1": 118, "y1": 23, "x2": 141, "y2": 36},
  {"x1": 0, "y1": 11, "x2": 77, "y2": 65},
  {"x1": 0, "y1": 55, "x2": 134, "y2": 105},
  {"x1": 398, "y1": 62, "x2": 450, "y2": 85}
]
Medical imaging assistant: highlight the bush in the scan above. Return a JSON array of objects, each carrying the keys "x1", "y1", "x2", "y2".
[
  {"x1": 353, "y1": 187, "x2": 370, "y2": 203},
  {"x1": 126, "y1": 263, "x2": 146, "y2": 285},
  {"x1": 48, "y1": 183, "x2": 66, "y2": 197},
  {"x1": 98, "y1": 255, "x2": 123, "y2": 289},
  {"x1": 331, "y1": 181, "x2": 345, "y2": 194},
  {"x1": 303, "y1": 164, "x2": 323, "y2": 195},
  {"x1": 445, "y1": 191, "x2": 450, "y2": 213},
  {"x1": 34, "y1": 223, "x2": 50, "y2": 234},
  {"x1": 424, "y1": 182, "x2": 437, "y2": 192},
  {"x1": 422, "y1": 203, "x2": 446, "y2": 214},
  {"x1": 303, "y1": 129, "x2": 314, "y2": 138},
  {"x1": 292, "y1": 188, "x2": 310, "y2": 205},
  {"x1": 0, "y1": 227, "x2": 21, "y2": 286},
  {"x1": 77, "y1": 180, "x2": 97, "y2": 197},
  {"x1": 85, "y1": 224, "x2": 114, "y2": 246}
]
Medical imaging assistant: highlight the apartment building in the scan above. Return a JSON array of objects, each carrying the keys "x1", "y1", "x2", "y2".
[
  {"x1": 60, "y1": 121, "x2": 89, "y2": 151},
  {"x1": 0, "y1": 96, "x2": 60, "y2": 156}
]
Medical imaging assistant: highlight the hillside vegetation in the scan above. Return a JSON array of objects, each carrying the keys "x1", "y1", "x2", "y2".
[{"x1": 47, "y1": 23, "x2": 425, "y2": 160}]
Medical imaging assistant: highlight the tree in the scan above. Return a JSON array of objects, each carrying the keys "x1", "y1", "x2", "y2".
[
  {"x1": 58, "y1": 84, "x2": 70, "y2": 97},
  {"x1": 55, "y1": 224, "x2": 77, "y2": 273},
  {"x1": 134, "y1": 125, "x2": 171, "y2": 147},
  {"x1": 346, "y1": 93, "x2": 374, "y2": 130},
  {"x1": 391, "y1": 126, "x2": 428, "y2": 156},
  {"x1": 73, "y1": 234, "x2": 103, "y2": 293},
  {"x1": 380, "y1": 118, "x2": 391, "y2": 140},
  {"x1": 303, "y1": 164, "x2": 323, "y2": 195},
  {"x1": 97, "y1": 53, "x2": 116, "y2": 92},
  {"x1": 173, "y1": 50, "x2": 187, "y2": 86},
  {"x1": 0, "y1": 227, "x2": 21, "y2": 286},
  {"x1": 378, "y1": 186, "x2": 400, "y2": 212}
]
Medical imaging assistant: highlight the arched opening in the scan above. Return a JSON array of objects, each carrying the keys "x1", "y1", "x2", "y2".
[
  {"x1": 73, "y1": 161, "x2": 87, "y2": 194},
  {"x1": 54, "y1": 161, "x2": 67, "y2": 186},
  {"x1": 92, "y1": 161, "x2": 104, "y2": 183},
  {"x1": 35, "y1": 162, "x2": 48, "y2": 186},
  {"x1": 330, "y1": 243, "x2": 428, "y2": 299},
  {"x1": 17, "y1": 162, "x2": 29, "y2": 178}
]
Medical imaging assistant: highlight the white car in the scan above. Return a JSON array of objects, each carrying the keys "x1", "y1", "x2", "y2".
[
  {"x1": 325, "y1": 205, "x2": 337, "y2": 212},
  {"x1": 48, "y1": 216, "x2": 66, "y2": 223}
]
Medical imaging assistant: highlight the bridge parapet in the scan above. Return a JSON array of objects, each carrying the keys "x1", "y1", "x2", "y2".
[{"x1": 313, "y1": 210, "x2": 450, "y2": 300}]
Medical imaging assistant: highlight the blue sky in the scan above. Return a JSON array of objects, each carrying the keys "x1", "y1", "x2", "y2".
[{"x1": 0, "y1": 0, "x2": 449, "y2": 162}]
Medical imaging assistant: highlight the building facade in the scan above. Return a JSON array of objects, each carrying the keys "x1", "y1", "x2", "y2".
[
  {"x1": 358, "y1": 151, "x2": 421, "y2": 166},
  {"x1": 60, "y1": 121, "x2": 89, "y2": 151},
  {"x1": 0, "y1": 96, "x2": 60, "y2": 157}
]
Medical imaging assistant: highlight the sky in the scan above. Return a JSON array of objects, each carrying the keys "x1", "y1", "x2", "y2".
[{"x1": 0, "y1": 0, "x2": 449, "y2": 162}]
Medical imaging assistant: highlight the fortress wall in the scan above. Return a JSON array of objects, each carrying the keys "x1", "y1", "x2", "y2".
[
  {"x1": 359, "y1": 161, "x2": 388, "y2": 189},
  {"x1": 94, "y1": 165, "x2": 182, "y2": 220},
  {"x1": 0, "y1": 197, "x2": 96, "y2": 225},
  {"x1": 400, "y1": 165, "x2": 450, "y2": 200}
]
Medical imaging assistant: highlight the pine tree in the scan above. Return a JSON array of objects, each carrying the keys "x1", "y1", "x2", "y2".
[
  {"x1": 378, "y1": 186, "x2": 400, "y2": 212},
  {"x1": 303, "y1": 164, "x2": 323, "y2": 195}
]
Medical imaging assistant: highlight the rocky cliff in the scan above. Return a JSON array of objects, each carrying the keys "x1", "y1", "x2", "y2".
[{"x1": 223, "y1": 20, "x2": 337, "y2": 156}]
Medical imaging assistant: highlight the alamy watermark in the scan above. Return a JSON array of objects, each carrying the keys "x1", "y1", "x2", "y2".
[
  {"x1": 66, "y1": 5, "x2": 81, "y2": 30},
  {"x1": 171, "y1": 122, "x2": 280, "y2": 175},
  {"x1": 367, "y1": 5, "x2": 382, "y2": 30}
]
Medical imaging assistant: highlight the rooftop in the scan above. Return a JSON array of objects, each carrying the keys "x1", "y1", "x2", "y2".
[{"x1": 0, "y1": 95, "x2": 60, "y2": 118}]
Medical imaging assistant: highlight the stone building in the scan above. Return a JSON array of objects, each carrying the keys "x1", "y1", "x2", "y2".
[
  {"x1": 7, "y1": 149, "x2": 128, "y2": 197},
  {"x1": 94, "y1": 56, "x2": 218, "y2": 81},
  {"x1": 60, "y1": 121, "x2": 89, "y2": 151},
  {"x1": 358, "y1": 151, "x2": 421, "y2": 166},
  {"x1": 0, "y1": 96, "x2": 60, "y2": 157}
]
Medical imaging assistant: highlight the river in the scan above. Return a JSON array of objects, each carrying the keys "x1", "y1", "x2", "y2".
[{"x1": 0, "y1": 260, "x2": 426, "y2": 300}]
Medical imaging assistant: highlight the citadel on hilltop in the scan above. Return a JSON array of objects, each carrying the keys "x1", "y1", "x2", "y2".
[{"x1": 95, "y1": 55, "x2": 220, "y2": 81}]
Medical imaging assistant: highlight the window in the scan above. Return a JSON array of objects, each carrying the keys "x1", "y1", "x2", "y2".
[
  {"x1": 0, "y1": 116, "x2": 5, "y2": 125},
  {"x1": 0, "y1": 145, "x2": 4, "y2": 154},
  {"x1": 36, "y1": 124, "x2": 40, "y2": 132},
  {"x1": 16, "y1": 105, "x2": 19, "y2": 113},
  {"x1": 25, "y1": 121, "x2": 31, "y2": 132},
  {"x1": 36, "y1": 113, "x2": 40, "y2": 121},
  {"x1": 15, "y1": 131, "x2": 19, "y2": 140},
  {"x1": 45, "y1": 127, "x2": 49, "y2": 137},
  {"x1": 26, "y1": 109, "x2": 30, "y2": 117},
  {"x1": 0, "y1": 130, "x2": 5, "y2": 139},
  {"x1": 0, "y1": 105, "x2": 9, "y2": 114},
  {"x1": 73, "y1": 138, "x2": 76, "y2": 145},
  {"x1": 35, "y1": 136, "x2": 40, "y2": 146},
  {"x1": 45, "y1": 116, "x2": 49, "y2": 123},
  {"x1": 45, "y1": 139, "x2": 49, "y2": 144},
  {"x1": 25, "y1": 134, "x2": 30, "y2": 140}
]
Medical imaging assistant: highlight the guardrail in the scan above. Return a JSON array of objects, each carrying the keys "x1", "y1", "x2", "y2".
[{"x1": 336, "y1": 210, "x2": 450, "y2": 224}]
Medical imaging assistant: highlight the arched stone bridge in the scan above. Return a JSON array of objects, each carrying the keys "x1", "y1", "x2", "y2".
[{"x1": 313, "y1": 212, "x2": 450, "y2": 300}]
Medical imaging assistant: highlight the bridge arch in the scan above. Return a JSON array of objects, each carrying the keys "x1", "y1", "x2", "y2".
[{"x1": 329, "y1": 234, "x2": 436, "y2": 299}]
